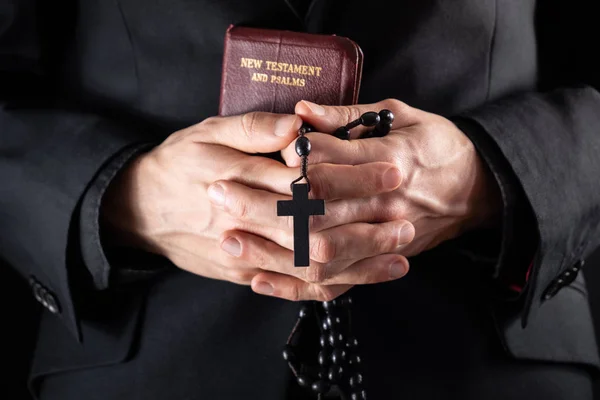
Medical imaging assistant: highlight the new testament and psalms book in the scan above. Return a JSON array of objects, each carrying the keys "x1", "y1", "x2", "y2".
[{"x1": 219, "y1": 26, "x2": 364, "y2": 116}]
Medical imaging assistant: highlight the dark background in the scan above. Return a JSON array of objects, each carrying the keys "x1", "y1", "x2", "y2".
[{"x1": 3, "y1": 249, "x2": 600, "y2": 399}]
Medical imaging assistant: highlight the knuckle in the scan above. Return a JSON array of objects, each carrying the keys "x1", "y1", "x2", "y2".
[
  {"x1": 201, "y1": 115, "x2": 221, "y2": 128},
  {"x1": 314, "y1": 285, "x2": 337, "y2": 302},
  {"x1": 229, "y1": 196, "x2": 250, "y2": 220},
  {"x1": 336, "y1": 105, "x2": 362, "y2": 124},
  {"x1": 308, "y1": 215, "x2": 322, "y2": 232},
  {"x1": 311, "y1": 233, "x2": 336, "y2": 264},
  {"x1": 289, "y1": 284, "x2": 302, "y2": 302},
  {"x1": 305, "y1": 263, "x2": 328, "y2": 283},
  {"x1": 227, "y1": 268, "x2": 254, "y2": 284},
  {"x1": 382, "y1": 98, "x2": 410, "y2": 115},
  {"x1": 251, "y1": 247, "x2": 271, "y2": 270},
  {"x1": 191, "y1": 117, "x2": 220, "y2": 140},
  {"x1": 285, "y1": 215, "x2": 294, "y2": 231},
  {"x1": 240, "y1": 112, "x2": 261, "y2": 139},
  {"x1": 382, "y1": 199, "x2": 405, "y2": 222},
  {"x1": 163, "y1": 128, "x2": 186, "y2": 144},
  {"x1": 380, "y1": 226, "x2": 401, "y2": 250},
  {"x1": 309, "y1": 167, "x2": 330, "y2": 200}
]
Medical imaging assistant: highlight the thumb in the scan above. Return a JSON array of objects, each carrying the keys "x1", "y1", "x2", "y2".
[
  {"x1": 193, "y1": 112, "x2": 302, "y2": 153},
  {"x1": 295, "y1": 99, "x2": 419, "y2": 137}
]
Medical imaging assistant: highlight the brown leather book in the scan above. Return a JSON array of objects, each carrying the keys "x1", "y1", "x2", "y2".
[{"x1": 219, "y1": 26, "x2": 363, "y2": 116}]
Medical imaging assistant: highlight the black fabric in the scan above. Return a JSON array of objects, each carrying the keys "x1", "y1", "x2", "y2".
[
  {"x1": 0, "y1": 260, "x2": 37, "y2": 400},
  {"x1": 1, "y1": 0, "x2": 600, "y2": 399},
  {"x1": 452, "y1": 117, "x2": 538, "y2": 294},
  {"x1": 78, "y1": 143, "x2": 171, "y2": 289}
]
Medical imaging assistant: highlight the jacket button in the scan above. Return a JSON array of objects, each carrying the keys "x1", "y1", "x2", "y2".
[
  {"x1": 29, "y1": 276, "x2": 61, "y2": 314},
  {"x1": 44, "y1": 292, "x2": 61, "y2": 314},
  {"x1": 32, "y1": 282, "x2": 45, "y2": 304},
  {"x1": 542, "y1": 260, "x2": 583, "y2": 301}
]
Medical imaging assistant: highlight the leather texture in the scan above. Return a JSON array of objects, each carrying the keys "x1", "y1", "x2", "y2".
[{"x1": 219, "y1": 26, "x2": 363, "y2": 116}]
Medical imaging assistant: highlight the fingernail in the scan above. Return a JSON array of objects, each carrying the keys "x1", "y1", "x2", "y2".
[
  {"x1": 302, "y1": 101, "x2": 325, "y2": 116},
  {"x1": 274, "y1": 115, "x2": 298, "y2": 137},
  {"x1": 383, "y1": 167, "x2": 402, "y2": 189},
  {"x1": 221, "y1": 237, "x2": 241, "y2": 257},
  {"x1": 398, "y1": 224, "x2": 415, "y2": 244},
  {"x1": 208, "y1": 184, "x2": 225, "y2": 206},
  {"x1": 254, "y1": 281, "x2": 274, "y2": 295},
  {"x1": 389, "y1": 261, "x2": 407, "y2": 279}
]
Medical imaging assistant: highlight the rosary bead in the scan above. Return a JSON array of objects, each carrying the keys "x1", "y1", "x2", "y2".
[
  {"x1": 318, "y1": 350, "x2": 329, "y2": 366},
  {"x1": 319, "y1": 334, "x2": 328, "y2": 348},
  {"x1": 340, "y1": 296, "x2": 353, "y2": 307},
  {"x1": 325, "y1": 316, "x2": 342, "y2": 330},
  {"x1": 332, "y1": 316, "x2": 343, "y2": 327},
  {"x1": 298, "y1": 305, "x2": 310, "y2": 319},
  {"x1": 333, "y1": 127, "x2": 350, "y2": 140},
  {"x1": 322, "y1": 320, "x2": 331, "y2": 331},
  {"x1": 349, "y1": 373, "x2": 363, "y2": 388},
  {"x1": 322, "y1": 300, "x2": 338, "y2": 312},
  {"x1": 295, "y1": 136, "x2": 311, "y2": 157},
  {"x1": 379, "y1": 109, "x2": 394, "y2": 123},
  {"x1": 328, "y1": 332, "x2": 344, "y2": 347},
  {"x1": 373, "y1": 122, "x2": 392, "y2": 137},
  {"x1": 311, "y1": 380, "x2": 331, "y2": 394},
  {"x1": 330, "y1": 349, "x2": 347, "y2": 365},
  {"x1": 296, "y1": 375, "x2": 311, "y2": 388},
  {"x1": 360, "y1": 112, "x2": 380, "y2": 127},
  {"x1": 350, "y1": 390, "x2": 367, "y2": 400},
  {"x1": 300, "y1": 123, "x2": 314, "y2": 134},
  {"x1": 282, "y1": 345, "x2": 296, "y2": 362},
  {"x1": 346, "y1": 118, "x2": 362, "y2": 130},
  {"x1": 352, "y1": 354, "x2": 362, "y2": 365},
  {"x1": 328, "y1": 365, "x2": 344, "y2": 382},
  {"x1": 346, "y1": 337, "x2": 359, "y2": 348}
]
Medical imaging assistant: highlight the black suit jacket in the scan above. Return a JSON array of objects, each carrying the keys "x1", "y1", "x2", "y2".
[{"x1": 1, "y1": 0, "x2": 600, "y2": 399}]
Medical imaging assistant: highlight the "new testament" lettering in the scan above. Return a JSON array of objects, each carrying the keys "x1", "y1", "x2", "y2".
[{"x1": 240, "y1": 57, "x2": 324, "y2": 87}]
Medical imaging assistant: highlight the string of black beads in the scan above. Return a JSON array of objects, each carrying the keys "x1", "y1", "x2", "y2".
[
  {"x1": 283, "y1": 110, "x2": 395, "y2": 399},
  {"x1": 283, "y1": 297, "x2": 364, "y2": 399},
  {"x1": 291, "y1": 124, "x2": 314, "y2": 191},
  {"x1": 333, "y1": 110, "x2": 393, "y2": 140}
]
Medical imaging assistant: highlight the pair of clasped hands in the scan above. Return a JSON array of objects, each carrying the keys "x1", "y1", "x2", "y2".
[{"x1": 104, "y1": 99, "x2": 501, "y2": 301}]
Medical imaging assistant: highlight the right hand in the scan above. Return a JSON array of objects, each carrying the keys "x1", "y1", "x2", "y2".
[{"x1": 101, "y1": 112, "x2": 415, "y2": 301}]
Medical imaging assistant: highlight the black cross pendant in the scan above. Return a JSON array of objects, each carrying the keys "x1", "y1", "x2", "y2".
[{"x1": 277, "y1": 184, "x2": 325, "y2": 267}]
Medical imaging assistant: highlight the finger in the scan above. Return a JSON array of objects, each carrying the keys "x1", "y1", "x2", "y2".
[
  {"x1": 218, "y1": 219, "x2": 414, "y2": 283},
  {"x1": 218, "y1": 229, "x2": 307, "y2": 282},
  {"x1": 251, "y1": 272, "x2": 353, "y2": 301},
  {"x1": 295, "y1": 99, "x2": 420, "y2": 138},
  {"x1": 208, "y1": 180, "x2": 405, "y2": 234},
  {"x1": 252, "y1": 274, "x2": 353, "y2": 301},
  {"x1": 320, "y1": 253, "x2": 410, "y2": 285},
  {"x1": 281, "y1": 132, "x2": 394, "y2": 167},
  {"x1": 251, "y1": 253, "x2": 409, "y2": 300},
  {"x1": 213, "y1": 160, "x2": 402, "y2": 202},
  {"x1": 307, "y1": 162, "x2": 402, "y2": 200},
  {"x1": 306, "y1": 220, "x2": 415, "y2": 268},
  {"x1": 155, "y1": 234, "x2": 263, "y2": 285},
  {"x1": 189, "y1": 112, "x2": 303, "y2": 153}
]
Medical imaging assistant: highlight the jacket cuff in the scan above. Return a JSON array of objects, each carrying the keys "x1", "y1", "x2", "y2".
[
  {"x1": 79, "y1": 143, "x2": 169, "y2": 291},
  {"x1": 451, "y1": 117, "x2": 539, "y2": 297}
]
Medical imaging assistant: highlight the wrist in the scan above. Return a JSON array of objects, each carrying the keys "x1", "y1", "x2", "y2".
[
  {"x1": 100, "y1": 153, "x2": 160, "y2": 254},
  {"x1": 466, "y1": 148, "x2": 503, "y2": 231}
]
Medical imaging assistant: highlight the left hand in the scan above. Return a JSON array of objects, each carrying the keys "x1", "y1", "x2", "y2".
[{"x1": 282, "y1": 99, "x2": 503, "y2": 257}]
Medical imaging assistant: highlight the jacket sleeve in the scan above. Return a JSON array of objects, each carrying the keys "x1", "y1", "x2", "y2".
[
  {"x1": 0, "y1": 0, "x2": 150, "y2": 339},
  {"x1": 456, "y1": 0, "x2": 600, "y2": 326}
]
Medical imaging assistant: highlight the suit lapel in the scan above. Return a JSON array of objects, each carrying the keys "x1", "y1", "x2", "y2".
[{"x1": 283, "y1": 0, "x2": 322, "y2": 27}]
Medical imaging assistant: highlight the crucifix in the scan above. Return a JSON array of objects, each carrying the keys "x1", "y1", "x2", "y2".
[
  {"x1": 279, "y1": 112, "x2": 393, "y2": 400},
  {"x1": 277, "y1": 183, "x2": 325, "y2": 267}
]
